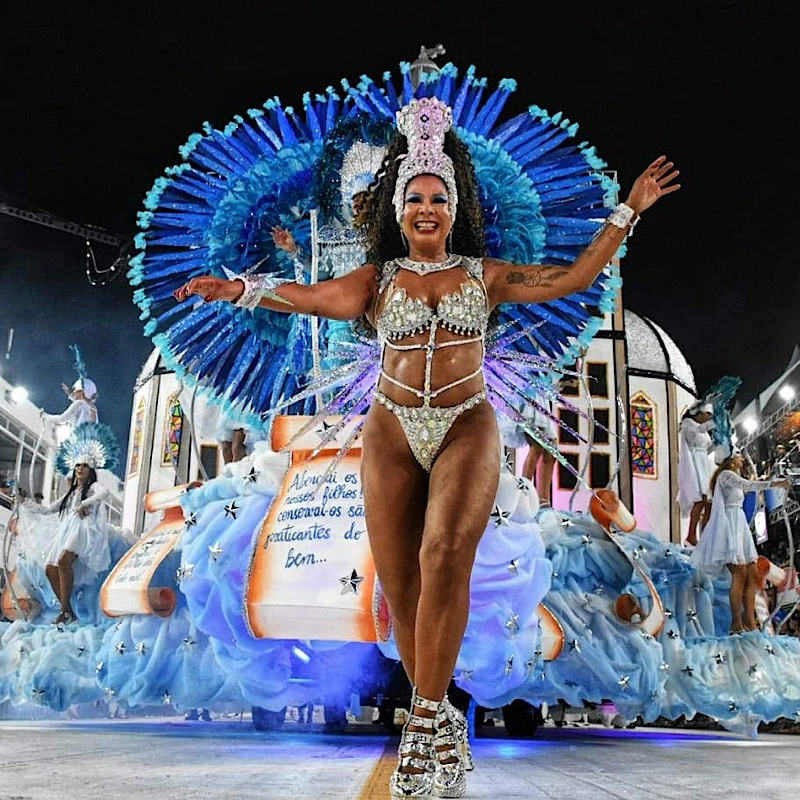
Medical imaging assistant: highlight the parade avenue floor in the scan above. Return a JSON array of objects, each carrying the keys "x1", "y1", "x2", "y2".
[{"x1": 0, "y1": 714, "x2": 798, "y2": 799}]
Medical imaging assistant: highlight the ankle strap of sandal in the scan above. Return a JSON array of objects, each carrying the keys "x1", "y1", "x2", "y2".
[{"x1": 411, "y1": 689, "x2": 441, "y2": 713}]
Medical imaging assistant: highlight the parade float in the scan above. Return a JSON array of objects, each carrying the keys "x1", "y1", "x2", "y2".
[{"x1": 2, "y1": 48, "x2": 800, "y2": 739}]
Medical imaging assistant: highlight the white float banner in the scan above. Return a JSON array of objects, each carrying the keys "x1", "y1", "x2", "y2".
[{"x1": 246, "y1": 415, "x2": 376, "y2": 642}]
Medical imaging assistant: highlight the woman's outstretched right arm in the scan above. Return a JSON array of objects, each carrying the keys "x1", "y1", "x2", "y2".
[{"x1": 174, "y1": 263, "x2": 378, "y2": 321}]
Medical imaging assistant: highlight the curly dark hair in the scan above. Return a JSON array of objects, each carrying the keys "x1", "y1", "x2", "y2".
[{"x1": 362, "y1": 129, "x2": 486, "y2": 266}]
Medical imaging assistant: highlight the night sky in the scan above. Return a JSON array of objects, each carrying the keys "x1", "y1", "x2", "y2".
[{"x1": 1, "y1": 1, "x2": 797, "y2": 473}]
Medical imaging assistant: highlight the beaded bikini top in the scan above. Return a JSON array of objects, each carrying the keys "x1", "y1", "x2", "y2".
[{"x1": 376, "y1": 256, "x2": 489, "y2": 342}]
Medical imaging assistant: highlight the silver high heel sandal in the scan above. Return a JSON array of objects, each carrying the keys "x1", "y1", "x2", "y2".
[
  {"x1": 390, "y1": 688, "x2": 438, "y2": 798},
  {"x1": 432, "y1": 696, "x2": 471, "y2": 798},
  {"x1": 441, "y1": 697, "x2": 474, "y2": 771}
]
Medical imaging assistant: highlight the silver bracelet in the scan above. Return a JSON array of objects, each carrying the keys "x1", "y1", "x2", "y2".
[
  {"x1": 605, "y1": 203, "x2": 640, "y2": 233},
  {"x1": 223, "y1": 269, "x2": 294, "y2": 311}
]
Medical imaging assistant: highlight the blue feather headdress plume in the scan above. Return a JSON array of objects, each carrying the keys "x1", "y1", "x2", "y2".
[
  {"x1": 70, "y1": 343, "x2": 87, "y2": 385},
  {"x1": 700, "y1": 375, "x2": 742, "y2": 459},
  {"x1": 56, "y1": 422, "x2": 120, "y2": 475}
]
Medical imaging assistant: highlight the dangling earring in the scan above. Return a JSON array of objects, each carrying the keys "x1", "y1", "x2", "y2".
[
  {"x1": 447, "y1": 231, "x2": 453, "y2": 253},
  {"x1": 400, "y1": 230, "x2": 408, "y2": 251}
]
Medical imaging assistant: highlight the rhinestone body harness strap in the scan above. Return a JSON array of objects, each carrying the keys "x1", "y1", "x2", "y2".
[{"x1": 374, "y1": 257, "x2": 489, "y2": 472}]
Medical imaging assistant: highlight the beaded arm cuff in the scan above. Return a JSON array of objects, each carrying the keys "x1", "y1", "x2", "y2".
[
  {"x1": 225, "y1": 271, "x2": 295, "y2": 311},
  {"x1": 605, "y1": 202, "x2": 640, "y2": 233}
]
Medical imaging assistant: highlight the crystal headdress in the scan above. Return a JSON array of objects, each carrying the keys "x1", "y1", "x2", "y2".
[
  {"x1": 392, "y1": 97, "x2": 458, "y2": 223},
  {"x1": 56, "y1": 421, "x2": 120, "y2": 474},
  {"x1": 339, "y1": 141, "x2": 386, "y2": 208}
]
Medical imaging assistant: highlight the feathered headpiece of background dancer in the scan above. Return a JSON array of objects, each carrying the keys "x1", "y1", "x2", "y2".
[
  {"x1": 339, "y1": 140, "x2": 386, "y2": 209},
  {"x1": 69, "y1": 343, "x2": 98, "y2": 400},
  {"x1": 392, "y1": 97, "x2": 458, "y2": 223},
  {"x1": 56, "y1": 421, "x2": 120, "y2": 474}
]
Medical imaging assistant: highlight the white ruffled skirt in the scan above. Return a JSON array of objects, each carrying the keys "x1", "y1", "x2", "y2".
[
  {"x1": 690, "y1": 505, "x2": 758, "y2": 576},
  {"x1": 16, "y1": 506, "x2": 112, "y2": 584},
  {"x1": 677, "y1": 449, "x2": 713, "y2": 514}
]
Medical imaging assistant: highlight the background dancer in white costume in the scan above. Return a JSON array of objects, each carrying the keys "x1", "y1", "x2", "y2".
[
  {"x1": 677, "y1": 402, "x2": 715, "y2": 546},
  {"x1": 15, "y1": 422, "x2": 119, "y2": 625},
  {"x1": 692, "y1": 452, "x2": 790, "y2": 633},
  {"x1": 175, "y1": 96, "x2": 680, "y2": 797}
]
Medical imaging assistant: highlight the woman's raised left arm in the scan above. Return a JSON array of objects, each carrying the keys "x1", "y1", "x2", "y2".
[{"x1": 485, "y1": 155, "x2": 680, "y2": 306}]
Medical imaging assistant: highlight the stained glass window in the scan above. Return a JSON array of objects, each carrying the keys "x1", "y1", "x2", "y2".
[
  {"x1": 129, "y1": 397, "x2": 146, "y2": 477},
  {"x1": 162, "y1": 392, "x2": 183, "y2": 467},
  {"x1": 630, "y1": 391, "x2": 656, "y2": 478}
]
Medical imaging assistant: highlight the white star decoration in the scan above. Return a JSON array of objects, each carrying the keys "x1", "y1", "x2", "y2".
[
  {"x1": 224, "y1": 501, "x2": 239, "y2": 519},
  {"x1": 208, "y1": 542, "x2": 223, "y2": 561},
  {"x1": 177, "y1": 563, "x2": 195, "y2": 581},
  {"x1": 504, "y1": 614, "x2": 520, "y2": 636},
  {"x1": 243, "y1": 467, "x2": 259, "y2": 484},
  {"x1": 162, "y1": 691, "x2": 172, "y2": 705},
  {"x1": 507, "y1": 559, "x2": 520, "y2": 575},
  {"x1": 184, "y1": 512, "x2": 197, "y2": 527},
  {"x1": 136, "y1": 642, "x2": 147, "y2": 656},
  {"x1": 490, "y1": 505, "x2": 511, "y2": 527},
  {"x1": 114, "y1": 641, "x2": 126, "y2": 655},
  {"x1": 316, "y1": 419, "x2": 336, "y2": 439},
  {"x1": 339, "y1": 569, "x2": 364, "y2": 596}
]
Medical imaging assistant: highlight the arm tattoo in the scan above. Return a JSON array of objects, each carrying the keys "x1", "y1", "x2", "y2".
[{"x1": 505, "y1": 266, "x2": 566, "y2": 288}]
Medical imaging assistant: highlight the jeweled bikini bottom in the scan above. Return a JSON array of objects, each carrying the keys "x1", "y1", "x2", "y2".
[{"x1": 373, "y1": 389, "x2": 487, "y2": 472}]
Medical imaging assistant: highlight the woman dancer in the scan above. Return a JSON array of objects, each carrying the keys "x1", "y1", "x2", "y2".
[
  {"x1": 175, "y1": 97, "x2": 680, "y2": 797},
  {"x1": 16, "y1": 422, "x2": 118, "y2": 625},
  {"x1": 677, "y1": 403, "x2": 715, "y2": 546},
  {"x1": 692, "y1": 453, "x2": 790, "y2": 634}
]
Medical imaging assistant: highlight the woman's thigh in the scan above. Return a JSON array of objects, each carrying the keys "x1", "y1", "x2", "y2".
[
  {"x1": 360, "y1": 406, "x2": 429, "y2": 585},
  {"x1": 423, "y1": 402, "x2": 501, "y2": 555}
]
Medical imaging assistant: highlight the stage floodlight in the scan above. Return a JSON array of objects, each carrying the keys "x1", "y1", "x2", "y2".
[
  {"x1": 9, "y1": 386, "x2": 28, "y2": 403},
  {"x1": 742, "y1": 417, "x2": 759, "y2": 434}
]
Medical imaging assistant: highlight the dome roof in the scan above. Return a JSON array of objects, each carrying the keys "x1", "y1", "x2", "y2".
[
  {"x1": 133, "y1": 347, "x2": 166, "y2": 391},
  {"x1": 624, "y1": 310, "x2": 696, "y2": 393}
]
